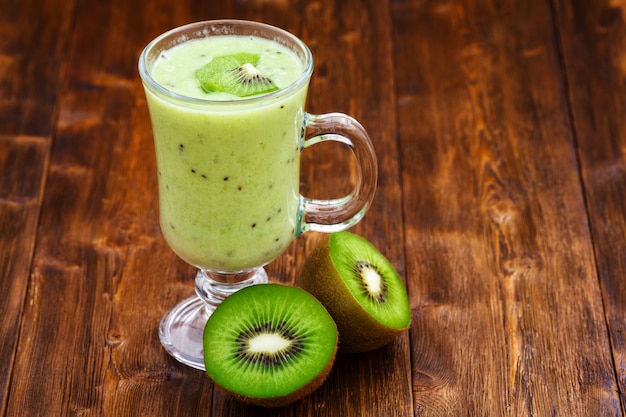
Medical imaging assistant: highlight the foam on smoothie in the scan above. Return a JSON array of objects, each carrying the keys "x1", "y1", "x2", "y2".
[{"x1": 151, "y1": 36, "x2": 303, "y2": 100}]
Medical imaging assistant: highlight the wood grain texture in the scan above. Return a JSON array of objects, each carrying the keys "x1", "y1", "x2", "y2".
[
  {"x1": 3, "y1": 0, "x2": 626, "y2": 415},
  {"x1": 393, "y1": 0, "x2": 620, "y2": 415},
  {"x1": 0, "y1": 0, "x2": 73, "y2": 412},
  {"x1": 5, "y1": 0, "x2": 412, "y2": 415},
  {"x1": 552, "y1": 0, "x2": 626, "y2": 410},
  {"x1": 0, "y1": 0, "x2": 74, "y2": 137},
  {"x1": 0, "y1": 137, "x2": 49, "y2": 416}
]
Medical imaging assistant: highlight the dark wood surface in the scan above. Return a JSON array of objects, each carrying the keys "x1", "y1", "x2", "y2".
[{"x1": 2, "y1": 0, "x2": 625, "y2": 415}]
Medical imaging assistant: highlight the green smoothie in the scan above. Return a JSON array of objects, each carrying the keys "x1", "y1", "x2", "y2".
[{"x1": 143, "y1": 35, "x2": 307, "y2": 271}]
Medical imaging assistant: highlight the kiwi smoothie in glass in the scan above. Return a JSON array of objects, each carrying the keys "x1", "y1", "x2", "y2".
[
  {"x1": 139, "y1": 20, "x2": 378, "y2": 370},
  {"x1": 145, "y1": 35, "x2": 306, "y2": 271}
]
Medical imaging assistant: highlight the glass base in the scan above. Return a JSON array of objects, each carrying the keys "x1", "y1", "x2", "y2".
[{"x1": 159, "y1": 267, "x2": 268, "y2": 370}]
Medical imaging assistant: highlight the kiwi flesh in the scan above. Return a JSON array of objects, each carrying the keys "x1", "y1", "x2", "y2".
[
  {"x1": 195, "y1": 52, "x2": 279, "y2": 97},
  {"x1": 202, "y1": 283, "x2": 338, "y2": 408},
  {"x1": 297, "y1": 231, "x2": 411, "y2": 352}
]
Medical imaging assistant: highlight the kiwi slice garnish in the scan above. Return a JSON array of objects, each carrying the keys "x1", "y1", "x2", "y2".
[
  {"x1": 297, "y1": 231, "x2": 411, "y2": 352},
  {"x1": 195, "y1": 52, "x2": 279, "y2": 97},
  {"x1": 202, "y1": 283, "x2": 338, "y2": 408}
]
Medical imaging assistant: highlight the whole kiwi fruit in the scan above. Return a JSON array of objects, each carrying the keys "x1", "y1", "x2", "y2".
[
  {"x1": 297, "y1": 231, "x2": 411, "y2": 352},
  {"x1": 202, "y1": 283, "x2": 338, "y2": 407}
]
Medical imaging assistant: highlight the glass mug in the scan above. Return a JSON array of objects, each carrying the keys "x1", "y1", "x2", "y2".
[{"x1": 139, "y1": 20, "x2": 377, "y2": 370}]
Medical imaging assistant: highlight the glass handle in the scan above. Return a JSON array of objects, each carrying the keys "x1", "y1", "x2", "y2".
[{"x1": 298, "y1": 112, "x2": 378, "y2": 234}]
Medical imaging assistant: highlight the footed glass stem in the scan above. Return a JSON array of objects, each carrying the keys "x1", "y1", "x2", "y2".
[{"x1": 159, "y1": 267, "x2": 268, "y2": 370}]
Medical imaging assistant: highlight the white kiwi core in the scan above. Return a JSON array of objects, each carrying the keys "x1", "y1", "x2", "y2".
[
  {"x1": 239, "y1": 62, "x2": 258, "y2": 74},
  {"x1": 248, "y1": 333, "x2": 292, "y2": 354},
  {"x1": 363, "y1": 267, "x2": 383, "y2": 296}
]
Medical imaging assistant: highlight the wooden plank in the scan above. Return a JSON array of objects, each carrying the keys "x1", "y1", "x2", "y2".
[
  {"x1": 552, "y1": 0, "x2": 626, "y2": 410},
  {"x1": 0, "y1": 136, "x2": 49, "y2": 415},
  {"x1": 6, "y1": 0, "x2": 412, "y2": 416},
  {"x1": 392, "y1": 0, "x2": 621, "y2": 415},
  {"x1": 0, "y1": 0, "x2": 74, "y2": 412},
  {"x1": 0, "y1": 0, "x2": 73, "y2": 137}
]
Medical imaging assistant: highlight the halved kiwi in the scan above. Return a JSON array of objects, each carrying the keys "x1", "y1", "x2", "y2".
[
  {"x1": 297, "y1": 231, "x2": 411, "y2": 352},
  {"x1": 195, "y1": 52, "x2": 279, "y2": 97},
  {"x1": 203, "y1": 283, "x2": 338, "y2": 408}
]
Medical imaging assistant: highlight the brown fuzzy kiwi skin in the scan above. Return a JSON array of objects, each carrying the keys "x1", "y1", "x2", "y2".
[
  {"x1": 214, "y1": 342, "x2": 337, "y2": 408},
  {"x1": 297, "y1": 235, "x2": 408, "y2": 353}
]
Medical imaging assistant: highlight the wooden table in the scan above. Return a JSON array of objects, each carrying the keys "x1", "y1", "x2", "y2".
[{"x1": 2, "y1": 0, "x2": 625, "y2": 415}]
